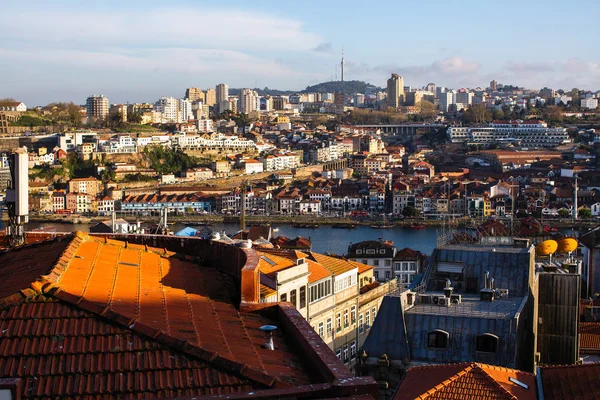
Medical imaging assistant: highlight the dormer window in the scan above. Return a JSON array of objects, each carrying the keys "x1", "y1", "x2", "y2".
[
  {"x1": 379, "y1": 249, "x2": 385, "y2": 254},
  {"x1": 356, "y1": 250, "x2": 363, "y2": 255},
  {"x1": 427, "y1": 330, "x2": 449, "y2": 349},
  {"x1": 476, "y1": 333, "x2": 499, "y2": 353}
]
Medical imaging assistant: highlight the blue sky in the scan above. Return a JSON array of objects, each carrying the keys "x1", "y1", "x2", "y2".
[{"x1": 1, "y1": 0, "x2": 599, "y2": 105}]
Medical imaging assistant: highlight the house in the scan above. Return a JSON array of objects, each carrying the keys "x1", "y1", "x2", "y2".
[
  {"x1": 393, "y1": 247, "x2": 425, "y2": 285},
  {"x1": 347, "y1": 240, "x2": 397, "y2": 282},
  {"x1": 95, "y1": 195, "x2": 114, "y2": 216},
  {"x1": 89, "y1": 218, "x2": 131, "y2": 234},
  {"x1": 244, "y1": 159, "x2": 264, "y2": 174},
  {"x1": 0, "y1": 232, "x2": 379, "y2": 399},
  {"x1": 0, "y1": 101, "x2": 26, "y2": 112},
  {"x1": 393, "y1": 362, "x2": 537, "y2": 400},
  {"x1": 298, "y1": 199, "x2": 321, "y2": 215},
  {"x1": 68, "y1": 176, "x2": 100, "y2": 196}
]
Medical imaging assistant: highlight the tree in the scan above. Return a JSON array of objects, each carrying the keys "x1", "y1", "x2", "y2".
[
  {"x1": 492, "y1": 108, "x2": 505, "y2": 120},
  {"x1": 402, "y1": 206, "x2": 419, "y2": 217},
  {"x1": 128, "y1": 111, "x2": 143, "y2": 124},
  {"x1": 558, "y1": 208, "x2": 570, "y2": 218},
  {"x1": 579, "y1": 208, "x2": 592, "y2": 219},
  {"x1": 543, "y1": 106, "x2": 563, "y2": 124},
  {"x1": 416, "y1": 100, "x2": 437, "y2": 118},
  {"x1": 462, "y1": 104, "x2": 492, "y2": 124}
]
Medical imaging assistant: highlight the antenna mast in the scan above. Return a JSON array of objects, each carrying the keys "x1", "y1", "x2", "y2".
[{"x1": 341, "y1": 47, "x2": 345, "y2": 83}]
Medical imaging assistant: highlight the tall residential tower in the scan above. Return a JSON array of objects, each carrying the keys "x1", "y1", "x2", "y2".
[{"x1": 386, "y1": 74, "x2": 404, "y2": 109}]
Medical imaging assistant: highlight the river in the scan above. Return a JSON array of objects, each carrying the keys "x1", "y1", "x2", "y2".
[{"x1": 25, "y1": 221, "x2": 441, "y2": 256}]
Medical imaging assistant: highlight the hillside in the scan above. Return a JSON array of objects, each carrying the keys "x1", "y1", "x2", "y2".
[{"x1": 302, "y1": 80, "x2": 382, "y2": 95}]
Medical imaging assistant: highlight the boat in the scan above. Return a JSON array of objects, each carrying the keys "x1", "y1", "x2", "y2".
[
  {"x1": 409, "y1": 224, "x2": 426, "y2": 229},
  {"x1": 332, "y1": 223, "x2": 356, "y2": 229},
  {"x1": 293, "y1": 223, "x2": 319, "y2": 228},
  {"x1": 371, "y1": 224, "x2": 393, "y2": 229}
]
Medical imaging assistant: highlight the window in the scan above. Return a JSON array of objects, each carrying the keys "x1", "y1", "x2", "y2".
[
  {"x1": 351, "y1": 306, "x2": 357, "y2": 324},
  {"x1": 356, "y1": 249, "x2": 363, "y2": 254},
  {"x1": 280, "y1": 293, "x2": 287, "y2": 302},
  {"x1": 373, "y1": 260, "x2": 379, "y2": 266},
  {"x1": 336, "y1": 349, "x2": 341, "y2": 360},
  {"x1": 326, "y1": 318, "x2": 332, "y2": 337},
  {"x1": 336, "y1": 313, "x2": 341, "y2": 331},
  {"x1": 366, "y1": 249, "x2": 375, "y2": 254},
  {"x1": 359, "y1": 314, "x2": 364, "y2": 333},
  {"x1": 366, "y1": 311, "x2": 371, "y2": 329},
  {"x1": 427, "y1": 330, "x2": 449, "y2": 349},
  {"x1": 290, "y1": 289, "x2": 297, "y2": 307},
  {"x1": 344, "y1": 309, "x2": 349, "y2": 328},
  {"x1": 477, "y1": 333, "x2": 499, "y2": 353},
  {"x1": 299, "y1": 286, "x2": 306, "y2": 309},
  {"x1": 374, "y1": 271, "x2": 379, "y2": 280},
  {"x1": 318, "y1": 322, "x2": 324, "y2": 338},
  {"x1": 402, "y1": 262, "x2": 408, "y2": 271},
  {"x1": 385, "y1": 271, "x2": 390, "y2": 279},
  {"x1": 350, "y1": 341, "x2": 356, "y2": 360},
  {"x1": 343, "y1": 345, "x2": 349, "y2": 363},
  {"x1": 395, "y1": 263, "x2": 401, "y2": 271},
  {"x1": 379, "y1": 249, "x2": 385, "y2": 254},
  {"x1": 372, "y1": 307, "x2": 377, "y2": 322},
  {"x1": 409, "y1": 262, "x2": 416, "y2": 271},
  {"x1": 310, "y1": 280, "x2": 332, "y2": 303},
  {"x1": 385, "y1": 260, "x2": 391, "y2": 266},
  {"x1": 363, "y1": 259, "x2": 368, "y2": 264}
]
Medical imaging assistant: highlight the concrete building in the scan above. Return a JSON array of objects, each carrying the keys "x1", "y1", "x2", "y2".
[
  {"x1": 490, "y1": 80, "x2": 498, "y2": 91},
  {"x1": 68, "y1": 177, "x2": 100, "y2": 197},
  {"x1": 216, "y1": 83, "x2": 229, "y2": 104},
  {"x1": 238, "y1": 88, "x2": 258, "y2": 114},
  {"x1": 185, "y1": 87, "x2": 204, "y2": 102},
  {"x1": 438, "y1": 91, "x2": 455, "y2": 112},
  {"x1": 154, "y1": 96, "x2": 180, "y2": 123},
  {"x1": 86, "y1": 95, "x2": 109, "y2": 120},
  {"x1": 581, "y1": 97, "x2": 599, "y2": 110},
  {"x1": 386, "y1": 74, "x2": 404, "y2": 109},
  {"x1": 109, "y1": 104, "x2": 127, "y2": 122},
  {"x1": 205, "y1": 88, "x2": 217, "y2": 106}
]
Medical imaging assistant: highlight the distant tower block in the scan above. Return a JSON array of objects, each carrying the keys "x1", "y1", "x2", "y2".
[{"x1": 5, "y1": 147, "x2": 29, "y2": 246}]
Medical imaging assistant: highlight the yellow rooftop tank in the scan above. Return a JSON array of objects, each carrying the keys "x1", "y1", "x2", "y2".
[
  {"x1": 536, "y1": 240, "x2": 558, "y2": 256},
  {"x1": 557, "y1": 237, "x2": 578, "y2": 254}
]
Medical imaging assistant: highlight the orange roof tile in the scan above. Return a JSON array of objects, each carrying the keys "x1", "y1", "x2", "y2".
[
  {"x1": 256, "y1": 251, "x2": 297, "y2": 278},
  {"x1": 0, "y1": 233, "x2": 318, "y2": 398},
  {"x1": 307, "y1": 260, "x2": 333, "y2": 283},
  {"x1": 308, "y1": 252, "x2": 357, "y2": 276},
  {"x1": 349, "y1": 260, "x2": 374, "y2": 274},
  {"x1": 541, "y1": 363, "x2": 600, "y2": 400},
  {"x1": 394, "y1": 362, "x2": 537, "y2": 400},
  {"x1": 580, "y1": 322, "x2": 600, "y2": 353}
]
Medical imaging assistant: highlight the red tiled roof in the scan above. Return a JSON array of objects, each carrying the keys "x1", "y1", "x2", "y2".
[
  {"x1": 541, "y1": 363, "x2": 600, "y2": 400},
  {"x1": 580, "y1": 322, "x2": 600, "y2": 353},
  {"x1": 394, "y1": 362, "x2": 537, "y2": 400},
  {"x1": 0, "y1": 233, "x2": 318, "y2": 398}
]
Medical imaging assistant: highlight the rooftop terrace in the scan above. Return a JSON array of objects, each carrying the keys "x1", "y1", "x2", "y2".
[{"x1": 405, "y1": 293, "x2": 526, "y2": 320}]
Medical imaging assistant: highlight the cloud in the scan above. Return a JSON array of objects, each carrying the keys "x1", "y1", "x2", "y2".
[
  {"x1": 312, "y1": 42, "x2": 334, "y2": 53},
  {"x1": 0, "y1": 8, "x2": 322, "y2": 52}
]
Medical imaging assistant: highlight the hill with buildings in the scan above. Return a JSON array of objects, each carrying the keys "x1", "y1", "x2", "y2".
[{"x1": 303, "y1": 80, "x2": 381, "y2": 95}]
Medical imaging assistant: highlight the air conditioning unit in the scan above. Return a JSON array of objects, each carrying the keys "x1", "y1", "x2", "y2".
[
  {"x1": 432, "y1": 296, "x2": 440, "y2": 305},
  {"x1": 497, "y1": 289, "x2": 509, "y2": 298},
  {"x1": 418, "y1": 294, "x2": 433, "y2": 304},
  {"x1": 438, "y1": 296, "x2": 450, "y2": 307},
  {"x1": 450, "y1": 294, "x2": 462, "y2": 304}
]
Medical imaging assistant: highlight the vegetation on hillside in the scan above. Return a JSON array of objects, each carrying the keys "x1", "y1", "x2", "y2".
[
  {"x1": 304, "y1": 80, "x2": 381, "y2": 96},
  {"x1": 142, "y1": 145, "x2": 199, "y2": 175},
  {"x1": 344, "y1": 108, "x2": 408, "y2": 124}
]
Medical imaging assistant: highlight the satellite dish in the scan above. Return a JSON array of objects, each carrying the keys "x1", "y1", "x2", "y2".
[
  {"x1": 557, "y1": 237, "x2": 578, "y2": 254},
  {"x1": 536, "y1": 240, "x2": 558, "y2": 256}
]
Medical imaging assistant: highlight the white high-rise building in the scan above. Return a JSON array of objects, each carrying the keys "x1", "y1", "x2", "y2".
[
  {"x1": 455, "y1": 91, "x2": 473, "y2": 106},
  {"x1": 86, "y1": 95, "x2": 109, "y2": 120},
  {"x1": 354, "y1": 93, "x2": 365, "y2": 107},
  {"x1": 155, "y1": 97, "x2": 180, "y2": 123},
  {"x1": 179, "y1": 99, "x2": 193, "y2": 121},
  {"x1": 439, "y1": 91, "x2": 456, "y2": 112},
  {"x1": 581, "y1": 97, "x2": 599, "y2": 110},
  {"x1": 238, "y1": 88, "x2": 258, "y2": 114},
  {"x1": 216, "y1": 84, "x2": 229, "y2": 103}
]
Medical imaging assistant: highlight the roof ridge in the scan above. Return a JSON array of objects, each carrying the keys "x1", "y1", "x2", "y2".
[
  {"x1": 474, "y1": 363, "x2": 519, "y2": 400},
  {"x1": 417, "y1": 364, "x2": 477, "y2": 399}
]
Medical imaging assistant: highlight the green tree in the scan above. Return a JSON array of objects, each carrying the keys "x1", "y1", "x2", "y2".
[
  {"x1": 579, "y1": 208, "x2": 592, "y2": 219},
  {"x1": 128, "y1": 112, "x2": 143, "y2": 124},
  {"x1": 402, "y1": 206, "x2": 419, "y2": 217},
  {"x1": 543, "y1": 106, "x2": 563, "y2": 124},
  {"x1": 558, "y1": 208, "x2": 570, "y2": 218},
  {"x1": 142, "y1": 145, "x2": 198, "y2": 175},
  {"x1": 462, "y1": 104, "x2": 492, "y2": 124},
  {"x1": 492, "y1": 108, "x2": 505, "y2": 120}
]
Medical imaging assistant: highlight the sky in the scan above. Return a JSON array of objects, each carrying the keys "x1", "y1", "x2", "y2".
[{"x1": 1, "y1": 0, "x2": 599, "y2": 105}]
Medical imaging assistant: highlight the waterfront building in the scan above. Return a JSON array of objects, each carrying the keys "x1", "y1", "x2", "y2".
[
  {"x1": 68, "y1": 176, "x2": 100, "y2": 197},
  {"x1": 121, "y1": 193, "x2": 213, "y2": 214}
]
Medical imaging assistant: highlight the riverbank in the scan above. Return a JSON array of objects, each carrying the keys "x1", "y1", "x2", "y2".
[{"x1": 19, "y1": 213, "x2": 600, "y2": 230}]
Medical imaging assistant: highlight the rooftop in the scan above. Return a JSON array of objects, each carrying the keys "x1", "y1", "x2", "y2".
[
  {"x1": 405, "y1": 293, "x2": 525, "y2": 320},
  {"x1": 394, "y1": 362, "x2": 537, "y2": 400},
  {"x1": 540, "y1": 363, "x2": 600, "y2": 400},
  {"x1": 0, "y1": 232, "x2": 348, "y2": 398}
]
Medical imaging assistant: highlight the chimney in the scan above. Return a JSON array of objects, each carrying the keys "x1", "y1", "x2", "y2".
[
  {"x1": 260, "y1": 325, "x2": 277, "y2": 350},
  {"x1": 443, "y1": 279, "x2": 453, "y2": 298},
  {"x1": 480, "y1": 272, "x2": 495, "y2": 302}
]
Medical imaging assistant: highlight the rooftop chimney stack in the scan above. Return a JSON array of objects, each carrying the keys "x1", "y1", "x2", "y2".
[
  {"x1": 443, "y1": 279, "x2": 454, "y2": 298},
  {"x1": 260, "y1": 325, "x2": 277, "y2": 351},
  {"x1": 480, "y1": 272, "x2": 495, "y2": 302}
]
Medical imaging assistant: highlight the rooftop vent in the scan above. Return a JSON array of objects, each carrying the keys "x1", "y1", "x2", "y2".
[
  {"x1": 443, "y1": 279, "x2": 454, "y2": 298},
  {"x1": 481, "y1": 271, "x2": 495, "y2": 302},
  {"x1": 260, "y1": 325, "x2": 277, "y2": 350}
]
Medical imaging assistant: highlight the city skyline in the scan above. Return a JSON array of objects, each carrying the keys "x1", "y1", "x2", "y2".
[{"x1": 2, "y1": 0, "x2": 600, "y2": 105}]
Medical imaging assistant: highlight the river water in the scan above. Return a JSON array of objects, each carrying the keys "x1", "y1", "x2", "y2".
[{"x1": 25, "y1": 221, "x2": 441, "y2": 256}]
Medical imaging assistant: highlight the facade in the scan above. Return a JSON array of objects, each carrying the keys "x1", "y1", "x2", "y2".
[
  {"x1": 68, "y1": 177, "x2": 100, "y2": 197},
  {"x1": 262, "y1": 153, "x2": 301, "y2": 172},
  {"x1": 0, "y1": 101, "x2": 27, "y2": 112},
  {"x1": 244, "y1": 159, "x2": 264, "y2": 174},
  {"x1": 85, "y1": 95, "x2": 109, "y2": 120},
  {"x1": 447, "y1": 120, "x2": 569, "y2": 147},
  {"x1": 121, "y1": 193, "x2": 213, "y2": 214},
  {"x1": 185, "y1": 87, "x2": 203, "y2": 101},
  {"x1": 216, "y1": 83, "x2": 229, "y2": 104},
  {"x1": 238, "y1": 88, "x2": 258, "y2": 114},
  {"x1": 154, "y1": 96, "x2": 180, "y2": 123},
  {"x1": 205, "y1": 88, "x2": 217, "y2": 106},
  {"x1": 386, "y1": 73, "x2": 404, "y2": 109},
  {"x1": 581, "y1": 97, "x2": 599, "y2": 110}
]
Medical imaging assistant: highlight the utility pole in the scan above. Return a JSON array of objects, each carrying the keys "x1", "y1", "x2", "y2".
[{"x1": 573, "y1": 174, "x2": 578, "y2": 221}]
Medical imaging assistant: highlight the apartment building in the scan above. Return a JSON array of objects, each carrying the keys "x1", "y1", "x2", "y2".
[
  {"x1": 262, "y1": 153, "x2": 301, "y2": 172},
  {"x1": 447, "y1": 120, "x2": 569, "y2": 147},
  {"x1": 86, "y1": 95, "x2": 109, "y2": 119},
  {"x1": 68, "y1": 177, "x2": 100, "y2": 197}
]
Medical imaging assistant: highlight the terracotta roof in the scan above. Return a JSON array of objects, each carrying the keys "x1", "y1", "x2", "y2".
[
  {"x1": 307, "y1": 260, "x2": 333, "y2": 283},
  {"x1": 349, "y1": 260, "x2": 374, "y2": 274},
  {"x1": 256, "y1": 251, "x2": 297, "y2": 278},
  {"x1": 0, "y1": 233, "x2": 317, "y2": 398},
  {"x1": 394, "y1": 362, "x2": 537, "y2": 400},
  {"x1": 540, "y1": 363, "x2": 600, "y2": 400},
  {"x1": 308, "y1": 252, "x2": 357, "y2": 276},
  {"x1": 580, "y1": 322, "x2": 600, "y2": 353}
]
